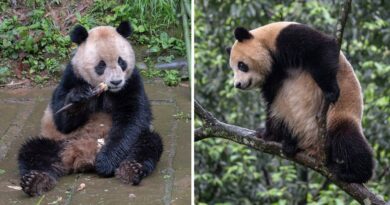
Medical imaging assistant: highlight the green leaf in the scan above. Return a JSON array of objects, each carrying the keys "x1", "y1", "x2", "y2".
[
  {"x1": 149, "y1": 46, "x2": 160, "y2": 53},
  {"x1": 138, "y1": 25, "x2": 145, "y2": 33},
  {"x1": 335, "y1": 198, "x2": 344, "y2": 205}
]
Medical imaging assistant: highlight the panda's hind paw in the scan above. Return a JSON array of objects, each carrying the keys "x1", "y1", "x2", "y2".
[
  {"x1": 255, "y1": 128, "x2": 266, "y2": 139},
  {"x1": 115, "y1": 160, "x2": 144, "y2": 185},
  {"x1": 20, "y1": 170, "x2": 57, "y2": 197}
]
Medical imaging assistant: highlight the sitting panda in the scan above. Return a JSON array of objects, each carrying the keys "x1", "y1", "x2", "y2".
[
  {"x1": 226, "y1": 22, "x2": 374, "y2": 183},
  {"x1": 18, "y1": 21, "x2": 163, "y2": 196}
]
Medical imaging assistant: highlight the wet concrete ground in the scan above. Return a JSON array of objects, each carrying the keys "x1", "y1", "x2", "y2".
[{"x1": 0, "y1": 80, "x2": 191, "y2": 205}]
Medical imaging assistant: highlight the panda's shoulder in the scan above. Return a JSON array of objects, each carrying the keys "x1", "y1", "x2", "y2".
[
  {"x1": 126, "y1": 68, "x2": 143, "y2": 85},
  {"x1": 59, "y1": 64, "x2": 86, "y2": 88},
  {"x1": 115, "y1": 68, "x2": 145, "y2": 98},
  {"x1": 275, "y1": 23, "x2": 336, "y2": 50}
]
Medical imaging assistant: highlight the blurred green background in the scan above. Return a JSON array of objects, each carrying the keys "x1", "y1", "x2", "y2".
[{"x1": 195, "y1": 0, "x2": 389, "y2": 204}]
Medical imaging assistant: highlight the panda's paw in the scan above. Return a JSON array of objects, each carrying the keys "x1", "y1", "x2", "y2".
[
  {"x1": 281, "y1": 135, "x2": 300, "y2": 158},
  {"x1": 328, "y1": 153, "x2": 374, "y2": 183},
  {"x1": 95, "y1": 152, "x2": 116, "y2": 177},
  {"x1": 115, "y1": 160, "x2": 144, "y2": 185},
  {"x1": 255, "y1": 128, "x2": 266, "y2": 139},
  {"x1": 323, "y1": 83, "x2": 340, "y2": 104},
  {"x1": 66, "y1": 85, "x2": 94, "y2": 104},
  {"x1": 282, "y1": 141, "x2": 299, "y2": 157},
  {"x1": 327, "y1": 127, "x2": 374, "y2": 183},
  {"x1": 20, "y1": 170, "x2": 56, "y2": 197}
]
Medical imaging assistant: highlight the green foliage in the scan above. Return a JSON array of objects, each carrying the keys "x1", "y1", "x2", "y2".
[
  {"x1": 0, "y1": 67, "x2": 11, "y2": 84},
  {"x1": 0, "y1": 0, "x2": 185, "y2": 84},
  {"x1": 140, "y1": 69, "x2": 164, "y2": 79},
  {"x1": 158, "y1": 55, "x2": 175, "y2": 63},
  {"x1": 195, "y1": 0, "x2": 390, "y2": 204},
  {"x1": 140, "y1": 68, "x2": 181, "y2": 86},
  {"x1": 0, "y1": 11, "x2": 70, "y2": 81},
  {"x1": 93, "y1": 0, "x2": 178, "y2": 31},
  {"x1": 140, "y1": 56, "x2": 182, "y2": 86},
  {"x1": 163, "y1": 70, "x2": 181, "y2": 86},
  {"x1": 148, "y1": 32, "x2": 186, "y2": 55},
  {"x1": 173, "y1": 111, "x2": 191, "y2": 122},
  {"x1": 87, "y1": 0, "x2": 185, "y2": 56}
]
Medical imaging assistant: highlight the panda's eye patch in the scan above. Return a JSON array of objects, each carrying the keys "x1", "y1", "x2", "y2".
[
  {"x1": 95, "y1": 60, "x2": 106, "y2": 75},
  {"x1": 118, "y1": 57, "x2": 127, "y2": 71},
  {"x1": 238, "y1": 61, "x2": 249, "y2": 72}
]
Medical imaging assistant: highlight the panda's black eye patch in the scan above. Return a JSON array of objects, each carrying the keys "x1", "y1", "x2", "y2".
[
  {"x1": 238, "y1": 61, "x2": 249, "y2": 72},
  {"x1": 95, "y1": 60, "x2": 106, "y2": 75},
  {"x1": 118, "y1": 57, "x2": 127, "y2": 71}
]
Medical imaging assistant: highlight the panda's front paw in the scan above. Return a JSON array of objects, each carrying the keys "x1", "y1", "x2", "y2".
[
  {"x1": 95, "y1": 152, "x2": 116, "y2": 177},
  {"x1": 66, "y1": 85, "x2": 94, "y2": 104},
  {"x1": 324, "y1": 83, "x2": 340, "y2": 104}
]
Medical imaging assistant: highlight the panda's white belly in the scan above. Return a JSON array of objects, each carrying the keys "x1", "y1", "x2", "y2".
[{"x1": 269, "y1": 70, "x2": 324, "y2": 156}]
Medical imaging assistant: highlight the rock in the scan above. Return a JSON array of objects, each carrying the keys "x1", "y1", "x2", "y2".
[{"x1": 135, "y1": 62, "x2": 148, "y2": 70}]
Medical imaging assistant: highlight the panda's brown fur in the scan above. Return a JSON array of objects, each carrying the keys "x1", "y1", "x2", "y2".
[
  {"x1": 41, "y1": 107, "x2": 112, "y2": 172},
  {"x1": 228, "y1": 22, "x2": 374, "y2": 183}
]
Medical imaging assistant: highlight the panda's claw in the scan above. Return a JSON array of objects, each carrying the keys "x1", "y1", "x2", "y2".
[
  {"x1": 20, "y1": 170, "x2": 57, "y2": 197},
  {"x1": 115, "y1": 160, "x2": 144, "y2": 185}
]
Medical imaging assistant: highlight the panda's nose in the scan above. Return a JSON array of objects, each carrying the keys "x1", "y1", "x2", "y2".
[
  {"x1": 110, "y1": 80, "x2": 122, "y2": 86},
  {"x1": 235, "y1": 82, "x2": 242, "y2": 89}
]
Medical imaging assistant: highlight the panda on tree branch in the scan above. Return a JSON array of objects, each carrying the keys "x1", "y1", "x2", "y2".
[
  {"x1": 226, "y1": 22, "x2": 374, "y2": 184},
  {"x1": 17, "y1": 21, "x2": 163, "y2": 197}
]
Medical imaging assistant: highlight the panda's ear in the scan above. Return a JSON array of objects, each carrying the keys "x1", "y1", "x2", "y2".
[
  {"x1": 70, "y1": 25, "x2": 88, "y2": 45},
  {"x1": 225, "y1": 47, "x2": 232, "y2": 56},
  {"x1": 116, "y1": 21, "x2": 132, "y2": 38},
  {"x1": 234, "y1": 27, "x2": 253, "y2": 42}
]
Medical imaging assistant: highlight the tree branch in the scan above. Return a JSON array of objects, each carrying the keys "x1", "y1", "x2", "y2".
[
  {"x1": 334, "y1": 0, "x2": 353, "y2": 50},
  {"x1": 195, "y1": 100, "x2": 386, "y2": 205},
  {"x1": 316, "y1": 0, "x2": 353, "y2": 160}
]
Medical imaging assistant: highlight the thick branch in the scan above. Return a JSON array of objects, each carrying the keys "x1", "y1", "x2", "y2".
[{"x1": 195, "y1": 100, "x2": 385, "y2": 205}]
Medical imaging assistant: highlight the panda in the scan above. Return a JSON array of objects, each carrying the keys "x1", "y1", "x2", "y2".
[
  {"x1": 226, "y1": 22, "x2": 374, "y2": 183},
  {"x1": 17, "y1": 21, "x2": 163, "y2": 196}
]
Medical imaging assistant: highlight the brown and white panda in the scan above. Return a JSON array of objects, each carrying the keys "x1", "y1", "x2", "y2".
[
  {"x1": 17, "y1": 22, "x2": 163, "y2": 196},
  {"x1": 226, "y1": 22, "x2": 374, "y2": 183}
]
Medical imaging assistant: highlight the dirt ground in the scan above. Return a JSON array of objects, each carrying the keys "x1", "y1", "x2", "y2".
[{"x1": 0, "y1": 79, "x2": 191, "y2": 205}]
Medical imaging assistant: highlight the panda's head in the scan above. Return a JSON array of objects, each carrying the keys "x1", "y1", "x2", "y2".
[
  {"x1": 70, "y1": 21, "x2": 134, "y2": 92},
  {"x1": 227, "y1": 27, "x2": 273, "y2": 90}
]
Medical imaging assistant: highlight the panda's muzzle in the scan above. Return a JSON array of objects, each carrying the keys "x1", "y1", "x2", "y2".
[
  {"x1": 108, "y1": 80, "x2": 124, "y2": 92},
  {"x1": 235, "y1": 79, "x2": 252, "y2": 90},
  {"x1": 110, "y1": 80, "x2": 122, "y2": 86}
]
